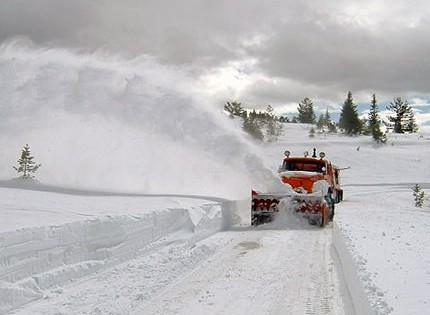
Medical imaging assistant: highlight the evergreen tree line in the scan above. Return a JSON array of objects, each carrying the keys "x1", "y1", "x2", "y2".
[
  {"x1": 232, "y1": 92, "x2": 418, "y2": 143},
  {"x1": 338, "y1": 92, "x2": 418, "y2": 142},
  {"x1": 339, "y1": 92, "x2": 418, "y2": 142}
]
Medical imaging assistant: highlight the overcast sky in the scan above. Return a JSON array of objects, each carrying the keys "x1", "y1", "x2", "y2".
[{"x1": 1, "y1": 0, "x2": 430, "y2": 117}]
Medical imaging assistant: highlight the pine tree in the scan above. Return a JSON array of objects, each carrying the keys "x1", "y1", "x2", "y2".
[
  {"x1": 242, "y1": 110, "x2": 264, "y2": 140},
  {"x1": 412, "y1": 184, "x2": 425, "y2": 208},
  {"x1": 265, "y1": 104, "x2": 275, "y2": 118},
  {"x1": 224, "y1": 101, "x2": 245, "y2": 118},
  {"x1": 13, "y1": 144, "x2": 41, "y2": 178},
  {"x1": 339, "y1": 92, "x2": 361, "y2": 135},
  {"x1": 321, "y1": 109, "x2": 336, "y2": 133},
  {"x1": 386, "y1": 97, "x2": 418, "y2": 133},
  {"x1": 323, "y1": 109, "x2": 332, "y2": 127},
  {"x1": 297, "y1": 97, "x2": 316, "y2": 124},
  {"x1": 264, "y1": 105, "x2": 283, "y2": 142},
  {"x1": 368, "y1": 94, "x2": 386, "y2": 143}
]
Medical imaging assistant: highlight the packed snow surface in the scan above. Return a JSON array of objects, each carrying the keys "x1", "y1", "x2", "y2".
[{"x1": 1, "y1": 42, "x2": 430, "y2": 314}]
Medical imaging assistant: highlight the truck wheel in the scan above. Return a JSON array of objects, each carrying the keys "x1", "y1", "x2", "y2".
[
  {"x1": 320, "y1": 203, "x2": 329, "y2": 227},
  {"x1": 325, "y1": 193, "x2": 335, "y2": 221}
]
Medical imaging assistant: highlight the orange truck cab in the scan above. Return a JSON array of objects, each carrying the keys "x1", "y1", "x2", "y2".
[
  {"x1": 251, "y1": 148, "x2": 344, "y2": 227},
  {"x1": 279, "y1": 151, "x2": 343, "y2": 203}
]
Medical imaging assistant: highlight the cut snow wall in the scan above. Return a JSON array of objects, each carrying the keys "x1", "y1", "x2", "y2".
[
  {"x1": 333, "y1": 222, "x2": 374, "y2": 315},
  {"x1": 221, "y1": 198, "x2": 251, "y2": 228},
  {"x1": 0, "y1": 203, "x2": 225, "y2": 313}
]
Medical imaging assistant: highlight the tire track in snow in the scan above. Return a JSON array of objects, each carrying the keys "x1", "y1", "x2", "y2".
[
  {"x1": 137, "y1": 228, "x2": 349, "y2": 315},
  {"x1": 275, "y1": 227, "x2": 345, "y2": 315}
]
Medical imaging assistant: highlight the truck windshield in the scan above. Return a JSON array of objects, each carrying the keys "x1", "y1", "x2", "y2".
[{"x1": 283, "y1": 161, "x2": 325, "y2": 172}]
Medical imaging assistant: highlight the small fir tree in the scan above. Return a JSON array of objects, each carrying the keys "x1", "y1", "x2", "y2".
[
  {"x1": 323, "y1": 109, "x2": 332, "y2": 127},
  {"x1": 13, "y1": 144, "x2": 41, "y2": 179},
  {"x1": 297, "y1": 97, "x2": 316, "y2": 124},
  {"x1": 386, "y1": 97, "x2": 418, "y2": 133},
  {"x1": 264, "y1": 105, "x2": 283, "y2": 142},
  {"x1": 316, "y1": 109, "x2": 336, "y2": 132},
  {"x1": 368, "y1": 94, "x2": 386, "y2": 143},
  {"x1": 412, "y1": 184, "x2": 425, "y2": 208},
  {"x1": 339, "y1": 92, "x2": 362, "y2": 135}
]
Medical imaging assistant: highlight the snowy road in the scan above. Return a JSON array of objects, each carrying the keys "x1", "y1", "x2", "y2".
[
  {"x1": 10, "y1": 224, "x2": 352, "y2": 315},
  {"x1": 138, "y1": 228, "x2": 350, "y2": 315}
]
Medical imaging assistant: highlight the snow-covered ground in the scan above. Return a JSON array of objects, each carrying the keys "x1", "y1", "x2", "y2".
[
  {"x1": 1, "y1": 42, "x2": 430, "y2": 314},
  {"x1": 264, "y1": 126, "x2": 430, "y2": 315},
  {"x1": 1, "y1": 127, "x2": 429, "y2": 315}
]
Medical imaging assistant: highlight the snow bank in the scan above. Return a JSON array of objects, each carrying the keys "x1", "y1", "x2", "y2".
[
  {"x1": 0, "y1": 189, "x2": 231, "y2": 314},
  {"x1": 333, "y1": 188, "x2": 430, "y2": 315},
  {"x1": 333, "y1": 222, "x2": 374, "y2": 315}
]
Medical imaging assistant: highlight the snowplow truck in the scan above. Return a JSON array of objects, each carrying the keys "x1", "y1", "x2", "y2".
[{"x1": 252, "y1": 148, "x2": 343, "y2": 227}]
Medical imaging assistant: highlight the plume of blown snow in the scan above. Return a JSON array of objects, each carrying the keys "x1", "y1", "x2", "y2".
[{"x1": 0, "y1": 38, "x2": 278, "y2": 198}]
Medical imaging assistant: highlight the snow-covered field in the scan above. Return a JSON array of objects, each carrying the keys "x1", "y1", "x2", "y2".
[
  {"x1": 1, "y1": 127, "x2": 429, "y2": 315},
  {"x1": 1, "y1": 42, "x2": 430, "y2": 314}
]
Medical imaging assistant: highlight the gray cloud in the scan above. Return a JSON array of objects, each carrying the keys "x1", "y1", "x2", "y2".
[
  {"x1": 1, "y1": 0, "x2": 430, "y2": 111},
  {"x1": 0, "y1": 0, "x2": 95, "y2": 45},
  {"x1": 260, "y1": 18, "x2": 430, "y2": 93}
]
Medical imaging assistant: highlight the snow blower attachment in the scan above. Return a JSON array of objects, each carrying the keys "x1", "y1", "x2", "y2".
[{"x1": 251, "y1": 148, "x2": 344, "y2": 227}]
